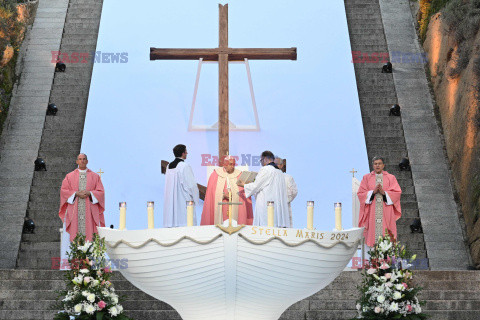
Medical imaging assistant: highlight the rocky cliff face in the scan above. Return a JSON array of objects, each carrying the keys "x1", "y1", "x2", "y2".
[{"x1": 423, "y1": 11, "x2": 480, "y2": 267}]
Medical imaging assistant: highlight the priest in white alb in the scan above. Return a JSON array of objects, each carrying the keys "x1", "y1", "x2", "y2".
[
  {"x1": 275, "y1": 156, "x2": 298, "y2": 226},
  {"x1": 238, "y1": 151, "x2": 290, "y2": 227},
  {"x1": 163, "y1": 144, "x2": 200, "y2": 227}
]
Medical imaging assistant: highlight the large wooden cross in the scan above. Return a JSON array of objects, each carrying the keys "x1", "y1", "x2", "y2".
[{"x1": 150, "y1": 4, "x2": 296, "y2": 159}]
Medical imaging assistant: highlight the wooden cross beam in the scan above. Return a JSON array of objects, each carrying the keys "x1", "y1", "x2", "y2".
[{"x1": 150, "y1": 4, "x2": 297, "y2": 159}]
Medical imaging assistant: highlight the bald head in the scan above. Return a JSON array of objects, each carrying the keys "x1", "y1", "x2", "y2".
[
  {"x1": 76, "y1": 153, "x2": 88, "y2": 170},
  {"x1": 274, "y1": 156, "x2": 285, "y2": 172}
]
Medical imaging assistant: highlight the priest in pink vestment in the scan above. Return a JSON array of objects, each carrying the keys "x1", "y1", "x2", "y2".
[
  {"x1": 58, "y1": 153, "x2": 105, "y2": 241},
  {"x1": 201, "y1": 156, "x2": 253, "y2": 225},
  {"x1": 357, "y1": 156, "x2": 402, "y2": 247}
]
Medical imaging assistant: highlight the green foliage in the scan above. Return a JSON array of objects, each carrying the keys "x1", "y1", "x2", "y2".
[
  {"x1": 419, "y1": 0, "x2": 452, "y2": 42},
  {"x1": 0, "y1": 0, "x2": 23, "y2": 53},
  {"x1": 351, "y1": 231, "x2": 428, "y2": 319},
  {"x1": 0, "y1": 0, "x2": 24, "y2": 138},
  {"x1": 443, "y1": 0, "x2": 480, "y2": 44},
  {"x1": 54, "y1": 234, "x2": 133, "y2": 320}
]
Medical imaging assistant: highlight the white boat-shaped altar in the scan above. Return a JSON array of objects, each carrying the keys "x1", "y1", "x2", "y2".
[{"x1": 98, "y1": 225, "x2": 363, "y2": 320}]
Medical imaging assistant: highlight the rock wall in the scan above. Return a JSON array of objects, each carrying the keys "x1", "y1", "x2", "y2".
[{"x1": 423, "y1": 12, "x2": 480, "y2": 267}]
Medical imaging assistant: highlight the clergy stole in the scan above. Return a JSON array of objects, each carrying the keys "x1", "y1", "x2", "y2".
[
  {"x1": 77, "y1": 171, "x2": 87, "y2": 235},
  {"x1": 214, "y1": 168, "x2": 241, "y2": 224},
  {"x1": 374, "y1": 173, "x2": 384, "y2": 240}
]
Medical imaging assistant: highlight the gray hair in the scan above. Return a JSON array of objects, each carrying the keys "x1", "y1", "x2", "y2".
[
  {"x1": 372, "y1": 156, "x2": 385, "y2": 164},
  {"x1": 77, "y1": 153, "x2": 88, "y2": 160}
]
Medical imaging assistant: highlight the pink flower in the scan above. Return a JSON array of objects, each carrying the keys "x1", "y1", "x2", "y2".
[
  {"x1": 97, "y1": 270, "x2": 102, "y2": 277},
  {"x1": 98, "y1": 301, "x2": 106, "y2": 310},
  {"x1": 104, "y1": 267, "x2": 112, "y2": 273},
  {"x1": 105, "y1": 281, "x2": 112, "y2": 287},
  {"x1": 385, "y1": 282, "x2": 393, "y2": 288},
  {"x1": 83, "y1": 276, "x2": 91, "y2": 283},
  {"x1": 380, "y1": 262, "x2": 390, "y2": 270},
  {"x1": 406, "y1": 305, "x2": 412, "y2": 312},
  {"x1": 367, "y1": 268, "x2": 377, "y2": 275},
  {"x1": 403, "y1": 282, "x2": 408, "y2": 289},
  {"x1": 385, "y1": 273, "x2": 392, "y2": 279},
  {"x1": 374, "y1": 306, "x2": 381, "y2": 313}
]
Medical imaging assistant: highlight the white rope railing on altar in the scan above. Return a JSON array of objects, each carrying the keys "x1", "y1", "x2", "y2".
[
  {"x1": 105, "y1": 234, "x2": 223, "y2": 249},
  {"x1": 238, "y1": 233, "x2": 361, "y2": 249}
]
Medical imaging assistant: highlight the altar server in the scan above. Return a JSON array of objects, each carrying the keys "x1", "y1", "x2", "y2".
[
  {"x1": 201, "y1": 155, "x2": 253, "y2": 225},
  {"x1": 238, "y1": 151, "x2": 290, "y2": 227},
  {"x1": 357, "y1": 156, "x2": 402, "y2": 247},
  {"x1": 275, "y1": 156, "x2": 298, "y2": 226},
  {"x1": 58, "y1": 153, "x2": 105, "y2": 241},
  {"x1": 163, "y1": 144, "x2": 200, "y2": 227}
]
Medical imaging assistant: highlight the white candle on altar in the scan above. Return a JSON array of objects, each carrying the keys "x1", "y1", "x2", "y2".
[
  {"x1": 307, "y1": 201, "x2": 314, "y2": 230},
  {"x1": 334, "y1": 202, "x2": 342, "y2": 231},
  {"x1": 186, "y1": 201, "x2": 194, "y2": 226},
  {"x1": 119, "y1": 202, "x2": 126, "y2": 230},
  {"x1": 147, "y1": 201, "x2": 154, "y2": 229},
  {"x1": 228, "y1": 190, "x2": 232, "y2": 226},
  {"x1": 267, "y1": 201, "x2": 274, "y2": 227}
]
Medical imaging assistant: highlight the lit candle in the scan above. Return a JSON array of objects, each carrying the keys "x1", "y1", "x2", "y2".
[
  {"x1": 307, "y1": 201, "x2": 314, "y2": 230},
  {"x1": 334, "y1": 202, "x2": 342, "y2": 231},
  {"x1": 186, "y1": 200, "x2": 194, "y2": 226},
  {"x1": 147, "y1": 201, "x2": 154, "y2": 229},
  {"x1": 119, "y1": 202, "x2": 126, "y2": 230},
  {"x1": 267, "y1": 201, "x2": 274, "y2": 227}
]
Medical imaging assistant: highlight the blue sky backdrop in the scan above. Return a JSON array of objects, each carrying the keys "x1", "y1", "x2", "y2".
[{"x1": 81, "y1": 0, "x2": 368, "y2": 231}]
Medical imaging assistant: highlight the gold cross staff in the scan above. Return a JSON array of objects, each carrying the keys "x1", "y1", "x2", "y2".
[
  {"x1": 216, "y1": 200, "x2": 244, "y2": 235},
  {"x1": 349, "y1": 168, "x2": 357, "y2": 178},
  {"x1": 97, "y1": 169, "x2": 104, "y2": 179}
]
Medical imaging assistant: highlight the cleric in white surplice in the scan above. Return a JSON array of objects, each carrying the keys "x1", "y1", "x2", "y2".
[
  {"x1": 163, "y1": 144, "x2": 200, "y2": 227},
  {"x1": 239, "y1": 151, "x2": 290, "y2": 227}
]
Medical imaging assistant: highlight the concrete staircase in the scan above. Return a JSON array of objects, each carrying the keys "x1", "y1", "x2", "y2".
[
  {"x1": 344, "y1": 0, "x2": 428, "y2": 264},
  {"x1": 16, "y1": 0, "x2": 104, "y2": 269},
  {"x1": 378, "y1": 0, "x2": 471, "y2": 269},
  {"x1": 0, "y1": 0, "x2": 69, "y2": 269},
  {"x1": 1, "y1": 270, "x2": 479, "y2": 320}
]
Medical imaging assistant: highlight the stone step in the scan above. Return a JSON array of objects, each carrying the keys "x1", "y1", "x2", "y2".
[{"x1": 21, "y1": 230, "x2": 60, "y2": 243}]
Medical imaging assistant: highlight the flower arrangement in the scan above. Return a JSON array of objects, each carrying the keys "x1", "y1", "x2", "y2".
[
  {"x1": 55, "y1": 234, "x2": 132, "y2": 320},
  {"x1": 352, "y1": 231, "x2": 428, "y2": 319}
]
